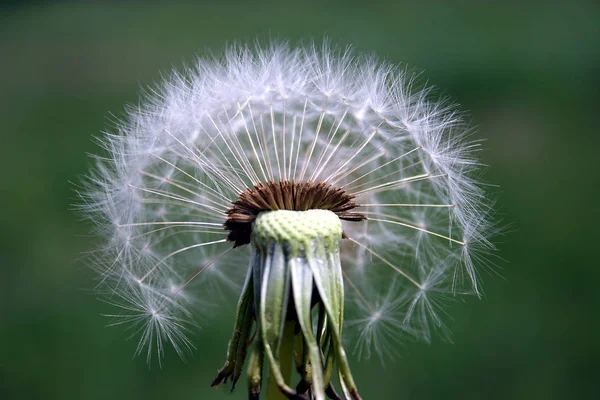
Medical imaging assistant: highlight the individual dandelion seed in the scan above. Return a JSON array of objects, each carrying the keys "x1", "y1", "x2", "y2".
[{"x1": 80, "y1": 41, "x2": 495, "y2": 400}]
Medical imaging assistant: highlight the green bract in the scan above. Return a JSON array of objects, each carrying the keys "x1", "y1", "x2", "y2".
[{"x1": 212, "y1": 210, "x2": 360, "y2": 400}]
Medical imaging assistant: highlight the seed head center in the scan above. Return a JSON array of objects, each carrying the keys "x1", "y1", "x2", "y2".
[
  {"x1": 252, "y1": 209, "x2": 342, "y2": 251},
  {"x1": 224, "y1": 180, "x2": 365, "y2": 247}
]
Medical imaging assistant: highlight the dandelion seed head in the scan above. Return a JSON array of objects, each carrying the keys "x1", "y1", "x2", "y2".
[{"x1": 81, "y1": 40, "x2": 496, "y2": 365}]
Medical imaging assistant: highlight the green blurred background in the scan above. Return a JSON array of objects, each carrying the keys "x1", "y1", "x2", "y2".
[{"x1": 1, "y1": 1, "x2": 598, "y2": 399}]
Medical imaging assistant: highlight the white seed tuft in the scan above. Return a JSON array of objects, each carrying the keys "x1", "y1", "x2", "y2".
[{"x1": 81, "y1": 41, "x2": 496, "y2": 362}]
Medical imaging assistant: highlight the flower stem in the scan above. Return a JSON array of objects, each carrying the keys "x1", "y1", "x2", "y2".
[{"x1": 266, "y1": 320, "x2": 295, "y2": 400}]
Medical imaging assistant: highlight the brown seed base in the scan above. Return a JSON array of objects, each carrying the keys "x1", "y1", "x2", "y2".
[{"x1": 224, "y1": 181, "x2": 365, "y2": 247}]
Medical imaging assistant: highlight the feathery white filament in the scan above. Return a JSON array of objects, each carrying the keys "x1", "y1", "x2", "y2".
[{"x1": 82, "y1": 41, "x2": 494, "y2": 363}]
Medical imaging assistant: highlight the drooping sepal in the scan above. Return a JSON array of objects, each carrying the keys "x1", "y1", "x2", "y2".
[
  {"x1": 213, "y1": 209, "x2": 361, "y2": 399},
  {"x1": 211, "y1": 267, "x2": 255, "y2": 389}
]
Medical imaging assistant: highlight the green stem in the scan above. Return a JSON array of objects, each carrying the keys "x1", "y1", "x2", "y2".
[{"x1": 266, "y1": 321, "x2": 295, "y2": 400}]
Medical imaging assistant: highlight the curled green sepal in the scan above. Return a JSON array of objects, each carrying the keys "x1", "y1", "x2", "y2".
[
  {"x1": 255, "y1": 240, "x2": 301, "y2": 398},
  {"x1": 247, "y1": 335, "x2": 265, "y2": 400},
  {"x1": 307, "y1": 245, "x2": 362, "y2": 400},
  {"x1": 211, "y1": 267, "x2": 255, "y2": 389},
  {"x1": 290, "y1": 255, "x2": 326, "y2": 400}
]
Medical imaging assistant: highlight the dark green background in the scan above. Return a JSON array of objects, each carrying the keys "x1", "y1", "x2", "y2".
[{"x1": 1, "y1": 1, "x2": 598, "y2": 399}]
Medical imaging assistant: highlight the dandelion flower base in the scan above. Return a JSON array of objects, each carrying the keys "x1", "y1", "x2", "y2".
[{"x1": 213, "y1": 209, "x2": 359, "y2": 400}]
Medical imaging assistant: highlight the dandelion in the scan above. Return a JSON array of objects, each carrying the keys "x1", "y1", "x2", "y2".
[{"x1": 81, "y1": 41, "x2": 495, "y2": 400}]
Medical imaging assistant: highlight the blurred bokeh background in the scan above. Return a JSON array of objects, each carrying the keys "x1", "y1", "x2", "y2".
[{"x1": 1, "y1": 1, "x2": 598, "y2": 399}]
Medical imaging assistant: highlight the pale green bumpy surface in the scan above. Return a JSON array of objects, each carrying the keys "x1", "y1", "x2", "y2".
[{"x1": 252, "y1": 210, "x2": 343, "y2": 255}]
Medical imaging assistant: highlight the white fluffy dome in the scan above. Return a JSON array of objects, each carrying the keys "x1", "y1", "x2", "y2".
[{"x1": 82, "y1": 42, "x2": 495, "y2": 362}]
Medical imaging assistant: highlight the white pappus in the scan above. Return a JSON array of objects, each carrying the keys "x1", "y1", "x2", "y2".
[{"x1": 80, "y1": 41, "x2": 496, "y2": 385}]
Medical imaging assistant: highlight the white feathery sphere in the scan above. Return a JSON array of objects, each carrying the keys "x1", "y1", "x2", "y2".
[{"x1": 82, "y1": 42, "x2": 495, "y2": 378}]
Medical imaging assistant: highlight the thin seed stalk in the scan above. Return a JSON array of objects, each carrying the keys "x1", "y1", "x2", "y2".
[{"x1": 266, "y1": 321, "x2": 295, "y2": 400}]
